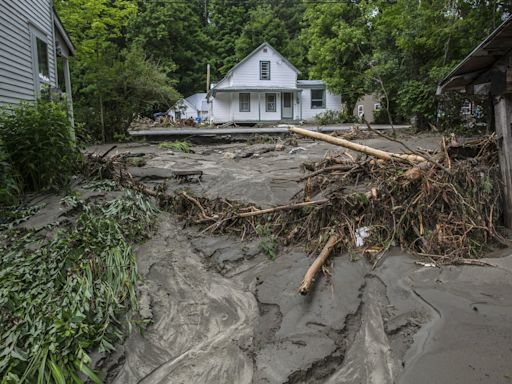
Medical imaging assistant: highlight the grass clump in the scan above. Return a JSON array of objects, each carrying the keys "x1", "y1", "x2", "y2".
[
  {"x1": 158, "y1": 140, "x2": 192, "y2": 153},
  {"x1": 0, "y1": 190, "x2": 158, "y2": 383},
  {"x1": 0, "y1": 100, "x2": 81, "y2": 195}
]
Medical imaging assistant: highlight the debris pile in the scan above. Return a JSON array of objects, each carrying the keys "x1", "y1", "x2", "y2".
[
  {"x1": 172, "y1": 127, "x2": 504, "y2": 291},
  {"x1": 85, "y1": 128, "x2": 506, "y2": 294}
]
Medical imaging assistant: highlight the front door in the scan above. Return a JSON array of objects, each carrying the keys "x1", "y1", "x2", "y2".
[{"x1": 282, "y1": 92, "x2": 293, "y2": 119}]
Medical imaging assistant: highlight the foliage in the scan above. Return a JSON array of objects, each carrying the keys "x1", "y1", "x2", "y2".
[
  {"x1": 0, "y1": 100, "x2": 81, "y2": 193},
  {"x1": 75, "y1": 46, "x2": 179, "y2": 141},
  {"x1": 255, "y1": 224, "x2": 278, "y2": 260},
  {"x1": 315, "y1": 110, "x2": 355, "y2": 125},
  {"x1": 54, "y1": 0, "x2": 179, "y2": 142},
  {"x1": 0, "y1": 190, "x2": 158, "y2": 383},
  {"x1": 129, "y1": 0, "x2": 210, "y2": 95},
  {"x1": 159, "y1": 141, "x2": 192, "y2": 153},
  {"x1": 302, "y1": 0, "x2": 512, "y2": 129},
  {"x1": 235, "y1": 5, "x2": 298, "y2": 67},
  {"x1": 0, "y1": 138, "x2": 20, "y2": 207}
]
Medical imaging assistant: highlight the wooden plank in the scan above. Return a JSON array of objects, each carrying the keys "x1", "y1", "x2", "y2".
[{"x1": 494, "y1": 94, "x2": 512, "y2": 228}]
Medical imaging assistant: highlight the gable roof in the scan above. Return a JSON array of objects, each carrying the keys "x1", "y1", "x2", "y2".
[
  {"x1": 438, "y1": 15, "x2": 512, "y2": 93},
  {"x1": 212, "y1": 42, "x2": 300, "y2": 92},
  {"x1": 185, "y1": 93, "x2": 208, "y2": 111},
  {"x1": 53, "y1": 9, "x2": 76, "y2": 56}
]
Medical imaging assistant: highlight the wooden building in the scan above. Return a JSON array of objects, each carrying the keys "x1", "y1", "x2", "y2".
[{"x1": 438, "y1": 15, "x2": 512, "y2": 227}]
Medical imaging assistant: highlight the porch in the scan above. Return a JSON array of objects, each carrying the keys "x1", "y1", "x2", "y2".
[{"x1": 210, "y1": 87, "x2": 303, "y2": 123}]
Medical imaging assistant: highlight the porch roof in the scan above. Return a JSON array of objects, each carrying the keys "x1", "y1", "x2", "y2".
[{"x1": 211, "y1": 86, "x2": 302, "y2": 96}]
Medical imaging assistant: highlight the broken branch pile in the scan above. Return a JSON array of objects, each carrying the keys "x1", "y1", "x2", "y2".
[{"x1": 172, "y1": 130, "x2": 504, "y2": 267}]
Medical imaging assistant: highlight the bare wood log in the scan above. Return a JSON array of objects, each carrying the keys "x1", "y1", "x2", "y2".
[
  {"x1": 289, "y1": 126, "x2": 426, "y2": 163},
  {"x1": 239, "y1": 199, "x2": 328, "y2": 218},
  {"x1": 299, "y1": 164, "x2": 356, "y2": 181},
  {"x1": 298, "y1": 234, "x2": 340, "y2": 295}
]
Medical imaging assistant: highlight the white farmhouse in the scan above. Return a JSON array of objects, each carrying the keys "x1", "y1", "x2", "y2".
[
  {"x1": 168, "y1": 93, "x2": 209, "y2": 121},
  {"x1": 209, "y1": 42, "x2": 341, "y2": 124}
]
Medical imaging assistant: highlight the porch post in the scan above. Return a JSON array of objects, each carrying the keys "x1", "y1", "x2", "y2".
[
  {"x1": 494, "y1": 94, "x2": 512, "y2": 228},
  {"x1": 63, "y1": 57, "x2": 74, "y2": 131},
  {"x1": 258, "y1": 92, "x2": 261, "y2": 121}
]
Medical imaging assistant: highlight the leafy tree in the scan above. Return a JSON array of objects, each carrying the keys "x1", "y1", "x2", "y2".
[
  {"x1": 130, "y1": 0, "x2": 210, "y2": 95},
  {"x1": 301, "y1": 2, "x2": 369, "y2": 112},
  {"x1": 55, "y1": 0, "x2": 178, "y2": 141},
  {"x1": 235, "y1": 5, "x2": 292, "y2": 61},
  {"x1": 75, "y1": 46, "x2": 179, "y2": 141},
  {"x1": 207, "y1": 0, "x2": 259, "y2": 77}
]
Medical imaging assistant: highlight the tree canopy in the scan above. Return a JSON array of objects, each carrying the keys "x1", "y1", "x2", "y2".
[{"x1": 55, "y1": 0, "x2": 512, "y2": 139}]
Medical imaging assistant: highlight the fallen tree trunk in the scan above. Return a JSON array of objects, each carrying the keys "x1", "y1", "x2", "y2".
[
  {"x1": 239, "y1": 199, "x2": 329, "y2": 218},
  {"x1": 298, "y1": 234, "x2": 340, "y2": 295},
  {"x1": 289, "y1": 126, "x2": 426, "y2": 163}
]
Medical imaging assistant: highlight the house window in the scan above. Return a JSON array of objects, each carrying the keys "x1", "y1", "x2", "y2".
[
  {"x1": 311, "y1": 89, "x2": 325, "y2": 109},
  {"x1": 374, "y1": 103, "x2": 381, "y2": 111},
  {"x1": 357, "y1": 105, "x2": 364, "y2": 117},
  {"x1": 265, "y1": 93, "x2": 276, "y2": 112},
  {"x1": 239, "y1": 93, "x2": 251, "y2": 112},
  {"x1": 260, "y1": 61, "x2": 271, "y2": 80},
  {"x1": 36, "y1": 37, "x2": 50, "y2": 84}
]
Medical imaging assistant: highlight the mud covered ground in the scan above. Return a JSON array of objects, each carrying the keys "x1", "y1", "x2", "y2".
[{"x1": 85, "y1": 134, "x2": 512, "y2": 384}]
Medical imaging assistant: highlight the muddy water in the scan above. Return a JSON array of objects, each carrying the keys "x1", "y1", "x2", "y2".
[
  {"x1": 100, "y1": 215, "x2": 512, "y2": 384},
  {"x1": 92, "y1": 138, "x2": 512, "y2": 383}
]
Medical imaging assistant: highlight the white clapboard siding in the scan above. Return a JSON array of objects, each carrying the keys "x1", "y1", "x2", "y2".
[
  {"x1": 300, "y1": 89, "x2": 342, "y2": 121},
  {"x1": 0, "y1": 0, "x2": 57, "y2": 107}
]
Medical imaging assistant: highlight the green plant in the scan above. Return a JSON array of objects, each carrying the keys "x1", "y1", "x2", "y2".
[
  {"x1": 314, "y1": 110, "x2": 355, "y2": 125},
  {"x1": 0, "y1": 190, "x2": 158, "y2": 383},
  {"x1": 0, "y1": 138, "x2": 20, "y2": 207},
  {"x1": 158, "y1": 141, "x2": 192, "y2": 153},
  {"x1": 0, "y1": 100, "x2": 82, "y2": 193},
  {"x1": 256, "y1": 224, "x2": 278, "y2": 260}
]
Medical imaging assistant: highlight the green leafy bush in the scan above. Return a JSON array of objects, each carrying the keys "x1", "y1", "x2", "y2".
[
  {"x1": 0, "y1": 138, "x2": 20, "y2": 206},
  {"x1": 0, "y1": 100, "x2": 81, "y2": 192},
  {"x1": 314, "y1": 110, "x2": 356, "y2": 125},
  {"x1": 0, "y1": 190, "x2": 158, "y2": 383}
]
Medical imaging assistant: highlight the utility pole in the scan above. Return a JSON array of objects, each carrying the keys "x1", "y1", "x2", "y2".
[{"x1": 206, "y1": 63, "x2": 211, "y2": 93}]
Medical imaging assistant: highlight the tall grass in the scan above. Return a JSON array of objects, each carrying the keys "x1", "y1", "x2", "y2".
[{"x1": 0, "y1": 190, "x2": 158, "y2": 383}]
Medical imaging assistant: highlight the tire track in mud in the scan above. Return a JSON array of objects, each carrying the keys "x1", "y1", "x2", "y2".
[{"x1": 107, "y1": 216, "x2": 259, "y2": 384}]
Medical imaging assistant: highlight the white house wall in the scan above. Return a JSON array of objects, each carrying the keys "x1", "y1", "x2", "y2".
[
  {"x1": 301, "y1": 89, "x2": 342, "y2": 121},
  {"x1": 217, "y1": 48, "x2": 297, "y2": 89},
  {"x1": 0, "y1": 0, "x2": 57, "y2": 106},
  {"x1": 211, "y1": 93, "x2": 231, "y2": 123}
]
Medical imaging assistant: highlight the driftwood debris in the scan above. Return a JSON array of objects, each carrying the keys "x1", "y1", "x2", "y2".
[
  {"x1": 84, "y1": 131, "x2": 504, "y2": 297},
  {"x1": 288, "y1": 126, "x2": 426, "y2": 163},
  {"x1": 239, "y1": 199, "x2": 329, "y2": 218},
  {"x1": 298, "y1": 235, "x2": 340, "y2": 295}
]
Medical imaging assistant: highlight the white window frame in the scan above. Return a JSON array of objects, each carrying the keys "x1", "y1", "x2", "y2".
[
  {"x1": 311, "y1": 89, "x2": 325, "y2": 109},
  {"x1": 29, "y1": 24, "x2": 51, "y2": 95},
  {"x1": 357, "y1": 104, "x2": 364, "y2": 117},
  {"x1": 374, "y1": 103, "x2": 381, "y2": 111},
  {"x1": 265, "y1": 93, "x2": 276, "y2": 112},
  {"x1": 260, "y1": 61, "x2": 271, "y2": 80},
  {"x1": 239, "y1": 93, "x2": 251, "y2": 112}
]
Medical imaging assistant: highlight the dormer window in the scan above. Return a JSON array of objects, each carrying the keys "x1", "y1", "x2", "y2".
[{"x1": 260, "y1": 61, "x2": 271, "y2": 80}]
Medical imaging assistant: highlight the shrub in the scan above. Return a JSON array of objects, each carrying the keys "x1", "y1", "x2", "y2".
[
  {"x1": 314, "y1": 110, "x2": 356, "y2": 125},
  {"x1": 0, "y1": 100, "x2": 81, "y2": 192},
  {"x1": 0, "y1": 138, "x2": 20, "y2": 206}
]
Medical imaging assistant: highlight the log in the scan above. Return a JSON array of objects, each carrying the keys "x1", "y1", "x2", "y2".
[
  {"x1": 298, "y1": 234, "x2": 340, "y2": 295},
  {"x1": 289, "y1": 126, "x2": 426, "y2": 163},
  {"x1": 238, "y1": 199, "x2": 328, "y2": 218}
]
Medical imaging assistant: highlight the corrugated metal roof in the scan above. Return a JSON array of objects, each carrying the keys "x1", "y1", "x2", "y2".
[{"x1": 438, "y1": 15, "x2": 512, "y2": 93}]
